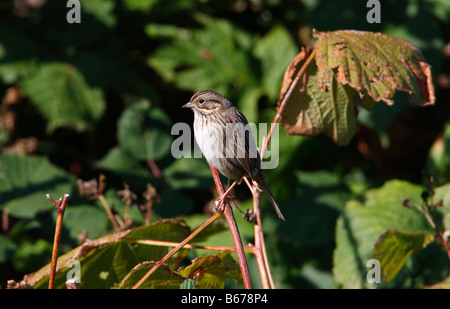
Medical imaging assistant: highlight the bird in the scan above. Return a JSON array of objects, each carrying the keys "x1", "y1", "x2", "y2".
[{"x1": 183, "y1": 89, "x2": 285, "y2": 220}]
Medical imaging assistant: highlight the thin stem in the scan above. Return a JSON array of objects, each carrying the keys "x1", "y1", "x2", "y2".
[
  {"x1": 261, "y1": 48, "x2": 316, "y2": 159},
  {"x1": 147, "y1": 159, "x2": 169, "y2": 187},
  {"x1": 48, "y1": 194, "x2": 69, "y2": 289},
  {"x1": 210, "y1": 166, "x2": 253, "y2": 289},
  {"x1": 145, "y1": 200, "x2": 153, "y2": 226},
  {"x1": 249, "y1": 48, "x2": 316, "y2": 288},
  {"x1": 97, "y1": 195, "x2": 121, "y2": 232},
  {"x1": 130, "y1": 239, "x2": 254, "y2": 253},
  {"x1": 410, "y1": 201, "x2": 450, "y2": 262},
  {"x1": 132, "y1": 212, "x2": 222, "y2": 289},
  {"x1": 251, "y1": 186, "x2": 272, "y2": 289}
]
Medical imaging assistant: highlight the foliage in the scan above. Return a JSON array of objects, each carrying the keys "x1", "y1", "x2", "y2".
[{"x1": 0, "y1": 0, "x2": 450, "y2": 289}]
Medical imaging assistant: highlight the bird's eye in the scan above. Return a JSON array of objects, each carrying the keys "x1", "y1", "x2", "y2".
[{"x1": 199, "y1": 99, "x2": 205, "y2": 104}]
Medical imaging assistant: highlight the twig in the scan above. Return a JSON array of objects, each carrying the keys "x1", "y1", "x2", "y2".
[
  {"x1": 132, "y1": 212, "x2": 222, "y2": 289},
  {"x1": 261, "y1": 48, "x2": 316, "y2": 159},
  {"x1": 77, "y1": 174, "x2": 122, "y2": 231},
  {"x1": 210, "y1": 166, "x2": 253, "y2": 289},
  {"x1": 404, "y1": 198, "x2": 450, "y2": 262},
  {"x1": 97, "y1": 195, "x2": 121, "y2": 232},
  {"x1": 421, "y1": 210, "x2": 450, "y2": 262},
  {"x1": 147, "y1": 159, "x2": 169, "y2": 187},
  {"x1": 48, "y1": 193, "x2": 70, "y2": 289},
  {"x1": 130, "y1": 238, "x2": 254, "y2": 252},
  {"x1": 143, "y1": 183, "x2": 158, "y2": 225},
  {"x1": 249, "y1": 48, "x2": 316, "y2": 288},
  {"x1": 251, "y1": 186, "x2": 272, "y2": 288}
]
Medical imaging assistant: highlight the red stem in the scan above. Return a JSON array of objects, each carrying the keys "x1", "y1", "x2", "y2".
[
  {"x1": 209, "y1": 166, "x2": 253, "y2": 289},
  {"x1": 261, "y1": 48, "x2": 316, "y2": 159},
  {"x1": 147, "y1": 159, "x2": 169, "y2": 187}
]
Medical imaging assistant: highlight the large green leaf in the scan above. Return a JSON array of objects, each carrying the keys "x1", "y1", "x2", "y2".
[
  {"x1": 20, "y1": 62, "x2": 106, "y2": 132},
  {"x1": 273, "y1": 170, "x2": 352, "y2": 247},
  {"x1": 117, "y1": 261, "x2": 187, "y2": 289},
  {"x1": 253, "y1": 25, "x2": 298, "y2": 101},
  {"x1": 96, "y1": 147, "x2": 154, "y2": 187},
  {"x1": 333, "y1": 180, "x2": 432, "y2": 288},
  {"x1": 279, "y1": 30, "x2": 435, "y2": 146},
  {"x1": 117, "y1": 100, "x2": 173, "y2": 161},
  {"x1": 0, "y1": 235, "x2": 16, "y2": 263},
  {"x1": 280, "y1": 51, "x2": 358, "y2": 146},
  {"x1": 0, "y1": 19, "x2": 41, "y2": 83},
  {"x1": 60, "y1": 204, "x2": 111, "y2": 241},
  {"x1": 162, "y1": 157, "x2": 213, "y2": 190},
  {"x1": 29, "y1": 219, "x2": 191, "y2": 289},
  {"x1": 177, "y1": 251, "x2": 242, "y2": 289},
  {"x1": 0, "y1": 154, "x2": 75, "y2": 219},
  {"x1": 426, "y1": 120, "x2": 450, "y2": 185},
  {"x1": 313, "y1": 29, "x2": 435, "y2": 107},
  {"x1": 146, "y1": 14, "x2": 260, "y2": 120},
  {"x1": 372, "y1": 228, "x2": 434, "y2": 283},
  {"x1": 147, "y1": 14, "x2": 256, "y2": 93}
]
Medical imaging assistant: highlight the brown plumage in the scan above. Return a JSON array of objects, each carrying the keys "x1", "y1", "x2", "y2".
[{"x1": 183, "y1": 89, "x2": 285, "y2": 220}]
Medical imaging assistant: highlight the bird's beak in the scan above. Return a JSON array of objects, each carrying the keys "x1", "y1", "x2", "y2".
[{"x1": 182, "y1": 102, "x2": 195, "y2": 109}]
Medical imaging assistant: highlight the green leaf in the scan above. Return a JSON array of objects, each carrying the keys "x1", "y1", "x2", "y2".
[
  {"x1": 12, "y1": 239, "x2": 53, "y2": 273},
  {"x1": 176, "y1": 251, "x2": 242, "y2": 289},
  {"x1": 123, "y1": 0, "x2": 158, "y2": 13},
  {"x1": 433, "y1": 183, "x2": 450, "y2": 231},
  {"x1": 81, "y1": 0, "x2": 117, "y2": 28},
  {"x1": 118, "y1": 261, "x2": 186, "y2": 289},
  {"x1": 0, "y1": 20, "x2": 41, "y2": 83},
  {"x1": 29, "y1": 220, "x2": 191, "y2": 289},
  {"x1": 313, "y1": 29, "x2": 435, "y2": 107},
  {"x1": 20, "y1": 62, "x2": 106, "y2": 132},
  {"x1": 117, "y1": 100, "x2": 173, "y2": 161},
  {"x1": 333, "y1": 179, "x2": 433, "y2": 288},
  {"x1": 279, "y1": 30, "x2": 435, "y2": 146},
  {"x1": 253, "y1": 25, "x2": 298, "y2": 101},
  {"x1": 96, "y1": 147, "x2": 153, "y2": 186},
  {"x1": 61, "y1": 204, "x2": 110, "y2": 241},
  {"x1": 372, "y1": 228, "x2": 434, "y2": 283},
  {"x1": 124, "y1": 219, "x2": 191, "y2": 242},
  {"x1": 163, "y1": 157, "x2": 213, "y2": 190},
  {"x1": 0, "y1": 235, "x2": 16, "y2": 263},
  {"x1": 280, "y1": 50, "x2": 357, "y2": 146},
  {"x1": 273, "y1": 170, "x2": 352, "y2": 247},
  {"x1": 426, "y1": 120, "x2": 450, "y2": 185},
  {"x1": 0, "y1": 154, "x2": 75, "y2": 219},
  {"x1": 146, "y1": 14, "x2": 257, "y2": 96},
  {"x1": 180, "y1": 278, "x2": 198, "y2": 289}
]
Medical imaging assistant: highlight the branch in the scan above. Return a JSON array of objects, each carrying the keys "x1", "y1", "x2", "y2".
[
  {"x1": 147, "y1": 159, "x2": 169, "y2": 187},
  {"x1": 130, "y1": 239, "x2": 254, "y2": 253},
  {"x1": 403, "y1": 197, "x2": 450, "y2": 263},
  {"x1": 47, "y1": 193, "x2": 70, "y2": 289},
  {"x1": 261, "y1": 48, "x2": 316, "y2": 159},
  {"x1": 132, "y1": 212, "x2": 222, "y2": 289},
  {"x1": 250, "y1": 184, "x2": 275, "y2": 288},
  {"x1": 248, "y1": 48, "x2": 316, "y2": 288},
  {"x1": 209, "y1": 166, "x2": 253, "y2": 289}
]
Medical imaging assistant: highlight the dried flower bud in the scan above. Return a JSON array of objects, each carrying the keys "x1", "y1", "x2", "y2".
[{"x1": 401, "y1": 197, "x2": 411, "y2": 208}]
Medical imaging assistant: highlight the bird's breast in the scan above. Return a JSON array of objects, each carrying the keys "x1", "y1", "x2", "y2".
[{"x1": 193, "y1": 117, "x2": 225, "y2": 167}]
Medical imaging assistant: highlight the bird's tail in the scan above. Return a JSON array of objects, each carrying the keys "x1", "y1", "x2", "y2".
[{"x1": 259, "y1": 179, "x2": 285, "y2": 221}]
